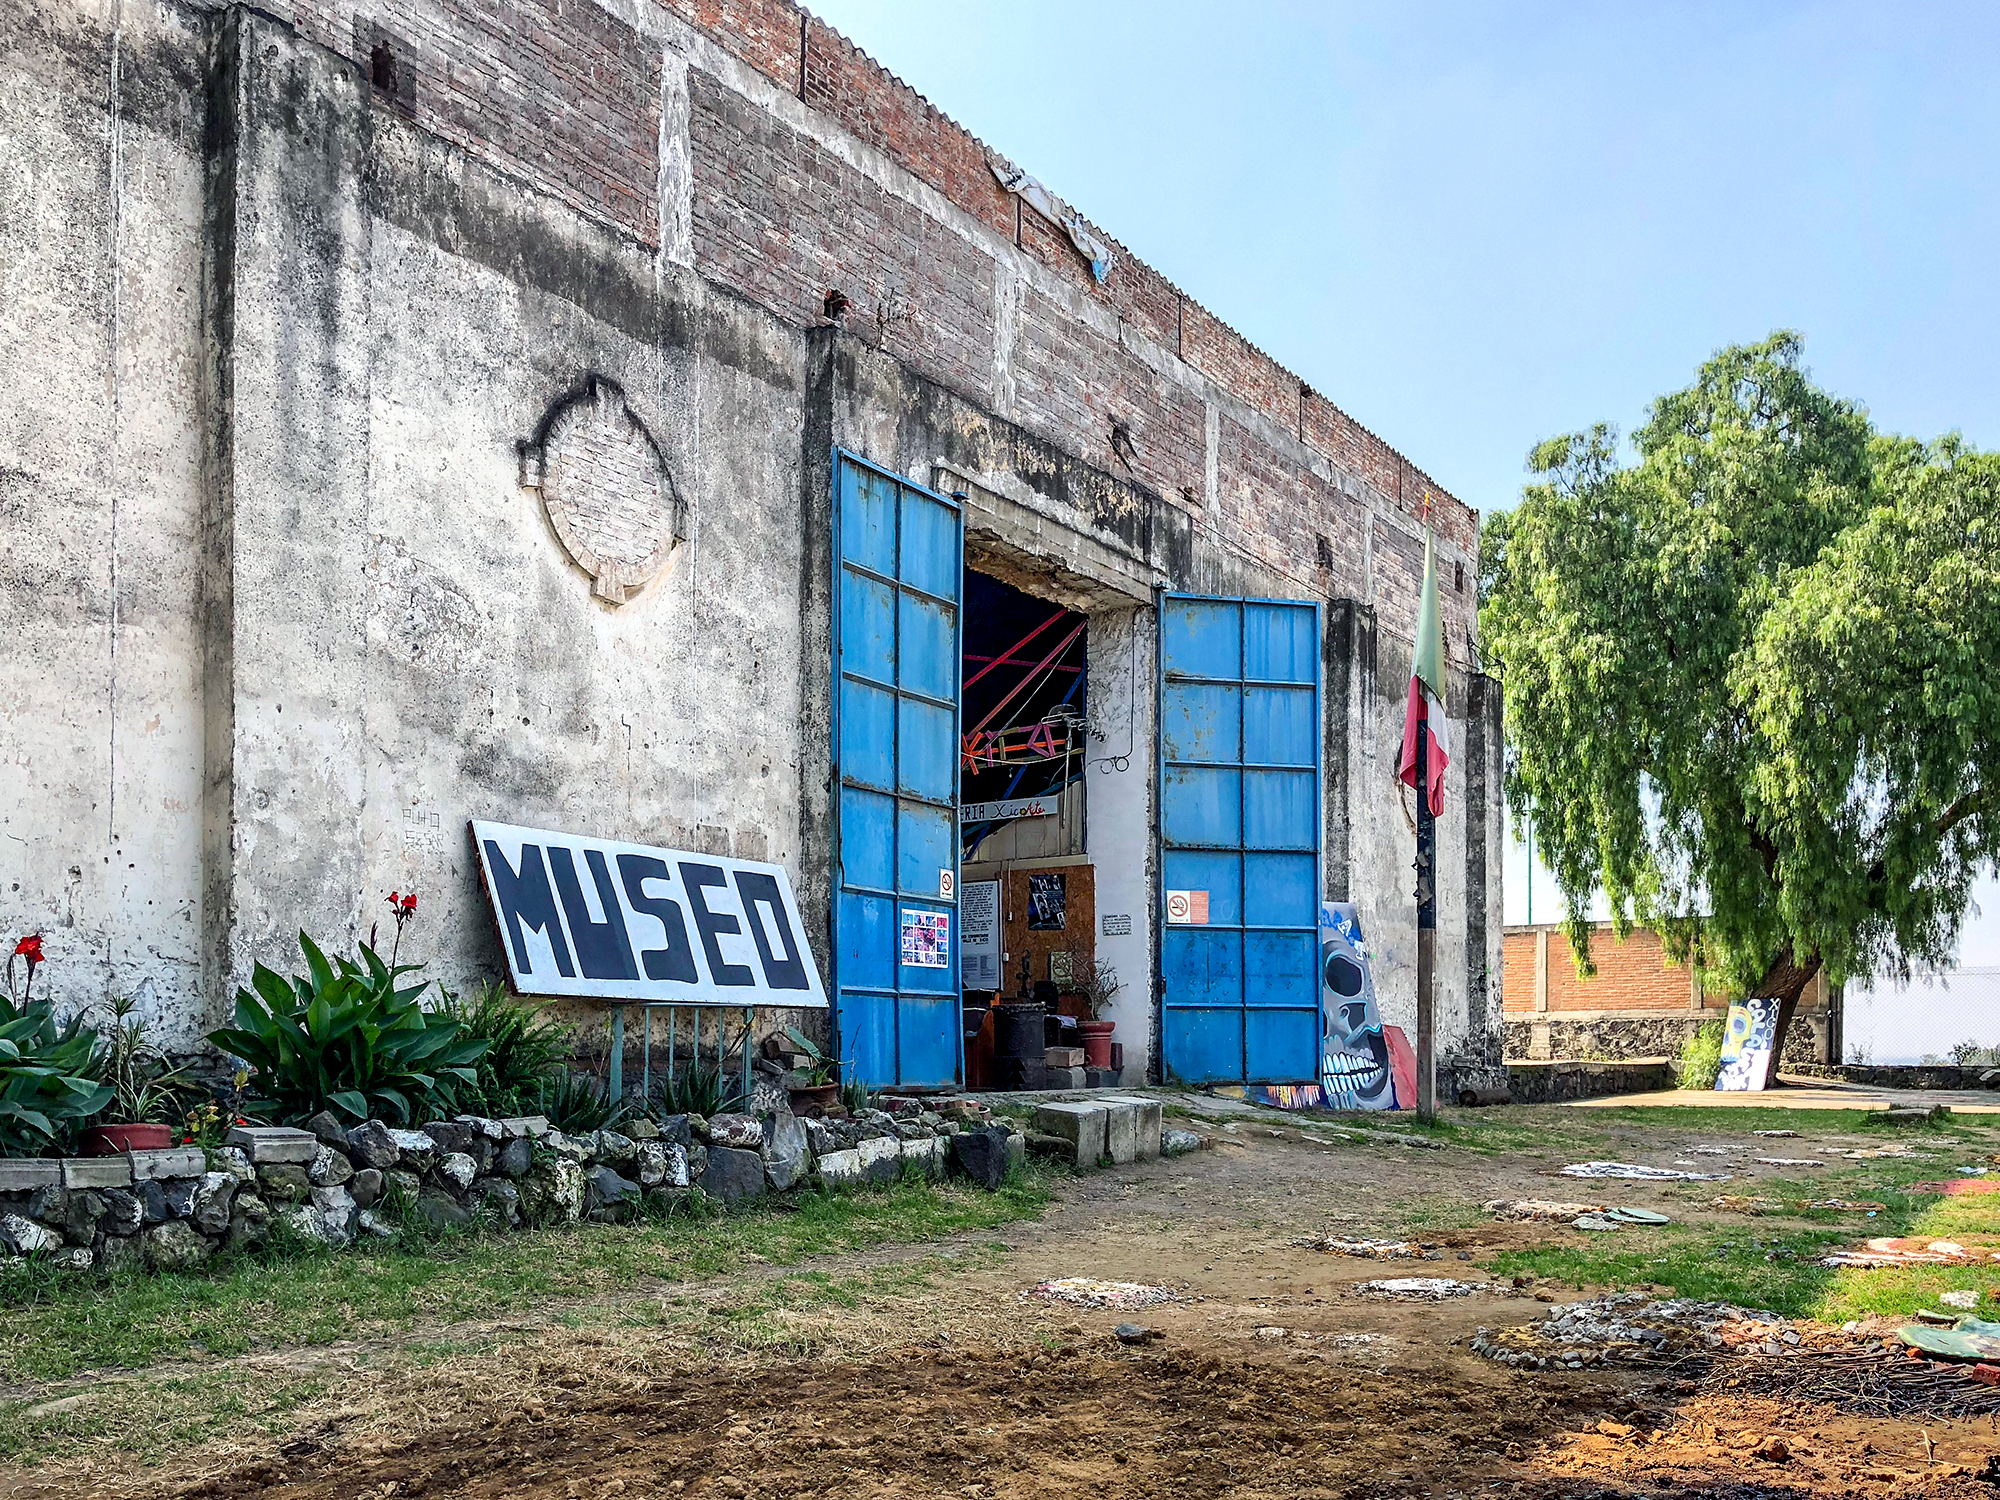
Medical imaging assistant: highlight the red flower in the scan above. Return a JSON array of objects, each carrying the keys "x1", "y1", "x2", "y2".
[
  {"x1": 400, "y1": 893, "x2": 418, "y2": 914},
  {"x1": 12, "y1": 935, "x2": 43, "y2": 964},
  {"x1": 388, "y1": 891, "x2": 402, "y2": 909}
]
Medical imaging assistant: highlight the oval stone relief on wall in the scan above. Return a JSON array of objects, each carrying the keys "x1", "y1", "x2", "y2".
[{"x1": 519, "y1": 376, "x2": 686, "y2": 604}]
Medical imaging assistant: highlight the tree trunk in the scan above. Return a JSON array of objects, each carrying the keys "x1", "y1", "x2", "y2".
[{"x1": 1753, "y1": 947, "x2": 1821, "y2": 1089}]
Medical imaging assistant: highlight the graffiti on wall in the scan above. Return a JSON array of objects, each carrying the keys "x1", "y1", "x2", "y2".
[{"x1": 1210, "y1": 903, "x2": 1417, "y2": 1112}]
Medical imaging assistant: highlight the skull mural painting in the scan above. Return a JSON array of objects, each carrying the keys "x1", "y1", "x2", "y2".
[{"x1": 1318, "y1": 902, "x2": 1418, "y2": 1111}]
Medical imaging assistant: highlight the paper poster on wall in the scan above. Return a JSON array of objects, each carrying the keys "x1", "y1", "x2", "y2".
[
  {"x1": 1165, "y1": 890, "x2": 1209, "y2": 925},
  {"x1": 960, "y1": 881, "x2": 1000, "y2": 990},
  {"x1": 900, "y1": 909, "x2": 951, "y2": 969},
  {"x1": 471, "y1": 820, "x2": 826, "y2": 1007},
  {"x1": 1714, "y1": 997, "x2": 1781, "y2": 1091},
  {"x1": 1027, "y1": 873, "x2": 1067, "y2": 930}
]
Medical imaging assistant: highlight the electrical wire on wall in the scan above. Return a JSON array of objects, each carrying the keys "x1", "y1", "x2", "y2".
[{"x1": 1089, "y1": 615, "x2": 1138, "y2": 774}]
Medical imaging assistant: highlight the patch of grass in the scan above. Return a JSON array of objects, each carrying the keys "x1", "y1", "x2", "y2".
[
  {"x1": 0, "y1": 1167, "x2": 1056, "y2": 1384},
  {"x1": 0, "y1": 1366, "x2": 333, "y2": 1470},
  {"x1": 1587, "y1": 1104, "x2": 2000, "y2": 1140},
  {"x1": 1388, "y1": 1197, "x2": 1492, "y2": 1234}
]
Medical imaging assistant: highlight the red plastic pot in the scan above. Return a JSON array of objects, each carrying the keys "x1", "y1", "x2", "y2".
[
  {"x1": 1080, "y1": 1020, "x2": 1116, "y2": 1070},
  {"x1": 85, "y1": 1122, "x2": 173, "y2": 1156}
]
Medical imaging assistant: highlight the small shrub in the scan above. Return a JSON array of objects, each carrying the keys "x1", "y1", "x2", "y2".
[
  {"x1": 442, "y1": 982, "x2": 572, "y2": 1116},
  {"x1": 1673, "y1": 1018, "x2": 1726, "y2": 1090},
  {"x1": 207, "y1": 933, "x2": 488, "y2": 1126}
]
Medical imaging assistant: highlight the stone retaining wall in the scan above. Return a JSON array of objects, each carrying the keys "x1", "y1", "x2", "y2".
[
  {"x1": 1505, "y1": 1060, "x2": 1678, "y2": 1105},
  {"x1": 1785, "y1": 1063, "x2": 2000, "y2": 1092},
  {"x1": 0, "y1": 1098, "x2": 1021, "y2": 1274}
]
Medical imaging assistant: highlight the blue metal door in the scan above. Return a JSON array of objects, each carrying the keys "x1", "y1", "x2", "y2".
[
  {"x1": 832, "y1": 454, "x2": 963, "y2": 1087},
  {"x1": 1158, "y1": 594, "x2": 1322, "y2": 1083}
]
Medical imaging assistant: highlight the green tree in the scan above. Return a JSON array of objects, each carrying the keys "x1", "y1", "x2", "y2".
[{"x1": 1479, "y1": 334, "x2": 1999, "y2": 1072}]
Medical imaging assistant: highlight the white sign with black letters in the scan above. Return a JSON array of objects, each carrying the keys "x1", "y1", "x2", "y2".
[{"x1": 471, "y1": 820, "x2": 827, "y2": 1007}]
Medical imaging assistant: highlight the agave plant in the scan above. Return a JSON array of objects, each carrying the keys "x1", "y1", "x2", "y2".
[
  {"x1": 207, "y1": 934, "x2": 489, "y2": 1126},
  {"x1": 439, "y1": 981, "x2": 572, "y2": 1117},
  {"x1": 0, "y1": 995, "x2": 113, "y2": 1157}
]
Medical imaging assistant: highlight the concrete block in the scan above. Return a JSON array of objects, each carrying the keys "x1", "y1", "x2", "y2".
[
  {"x1": 1031, "y1": 1102, "x2": 1107, "y2": 1166},
  {"x1": 1098, "y1": 1095, "x2": 1163, "y2": 1161},
  {"x1": 1044, "y1": 1046, "x2": 1084, "y2": 1069},
  {"x1": 129, "y1": 1147, "x2": 207, "y2": 1182},
  {"x1": 1005, "y1": 1132, "x2": 1026, "y2": 1173},
  {"x1": 63, "y1": 1156, "x2": 134, "y2": 1188},
  {"x1": 1098, "y1": 1099, "x2": 1140, "y2": 1165},
  {"x1": 856, "y1": 1135, "x2": 902, "y2": 1184},
  {"x1": 817, "y1": 1148, "x2": 863, "y2": 1188},
  {"x1": 0, "y1": 1160, "x2": 60, "y2": 1192},
  {"x1": 1046, "y1": 1067, "x2": 1087, "y2": 1091},
  {"x1": 225, "y1": 1126, "x2": 319, "y2": 1164}
]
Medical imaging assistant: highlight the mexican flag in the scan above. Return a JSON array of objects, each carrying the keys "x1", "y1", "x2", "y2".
[{"x1": 1397, "y1": 530, "x2": 1450, "y2": 815}]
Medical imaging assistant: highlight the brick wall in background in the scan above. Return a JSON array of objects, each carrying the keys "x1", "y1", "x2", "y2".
[
  {"x1": 1503, "y1": 924, "x2": 1703, "y2": 1016},
  {"x1": 286, "y1": 0, "x2": 663, "y2": 245}
]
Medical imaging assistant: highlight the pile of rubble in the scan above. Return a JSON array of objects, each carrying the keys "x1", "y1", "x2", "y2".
[
  {"x1": 1298, "y1": 1235, "x2": 1441, "y2": 1260},
  {"x1": 1471, "y1": 1291, "x2": 1790, "y2": 1371}
]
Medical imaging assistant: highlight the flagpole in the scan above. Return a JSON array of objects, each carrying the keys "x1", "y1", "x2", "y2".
[{"x1": 1415, "y1": 705, "x2": 1436, "y2": 1121}]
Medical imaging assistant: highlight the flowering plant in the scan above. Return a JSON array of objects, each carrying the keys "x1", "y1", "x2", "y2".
[{"x1": 7, "y1": 934, "x2": 44, "y2": 1007}]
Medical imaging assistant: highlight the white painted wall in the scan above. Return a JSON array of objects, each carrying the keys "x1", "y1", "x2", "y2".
[{"x1": 1084, "y1": 604, "x2": 1156, "y2": 1084}]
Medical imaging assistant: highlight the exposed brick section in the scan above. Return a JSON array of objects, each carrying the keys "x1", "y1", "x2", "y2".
[
  {"x1": 1215, "y1": 416, "x2": 1367, "y2": 600},
  {"x1": 1010, "y1": 285, "x2": 1206, "y2": 505},
  {"x1": 665, "y1": 0, "x2": 804, "y2": 94},
  {"x1": 1502, "y1": 925, "x2": 1702, "y2": 1016},
  {"x1": 800, "y1": 18, "x2": 1015, "y2": 241},
  {"x1": 1178, "y1": 299, "x2": 1300, "y2": 433},
  {"x1": 689, "y1": 68, "x2": 996, "y2": 403},
  {"x1": 288, "y1": 0, "x2": 661, "y2": 244}
]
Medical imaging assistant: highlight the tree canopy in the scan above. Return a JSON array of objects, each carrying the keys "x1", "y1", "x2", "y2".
[{"x1": 1479, "y1": 333, "x2": 2000, "y2": 1007}]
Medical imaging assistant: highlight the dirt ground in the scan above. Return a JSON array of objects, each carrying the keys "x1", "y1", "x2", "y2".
[{"x1": 14, "y1": 1111, "x2": 2000, "y2": 1500}]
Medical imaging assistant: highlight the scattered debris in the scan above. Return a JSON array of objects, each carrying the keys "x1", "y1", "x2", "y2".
[
  {"x1": 1113, "y1": 1322, "x2": 1163, "y2": 1345},
  {"x1": 1844, "y1": 1145, "x2": 1926, "y2": 1159},
  {"x1": 1686, "y1": 1146, "x2": 1738, "y2": 1156},
  {"x1": 1901, "y1": 1316, "x2": 2000, "y2": 1361},
  {"x1": 1485, "y1": 1198, "x2": 1605, "y2": 1222},
  {"x1": 1025, "y1": 1278, "x2": 1179, "y2": 1310},
  {"x1": 1571, "y1": 1214, "x2": 1621, "y2": 1232},
  {"x1": 1710, "y1": 1194, "x2": 1786, "y2": 1214},
  {"x1": 1753, "y1": 1129, "x2": 1799, "y2": 1137},
  {"x1": 1561, "y1": 1161, "x2": 1728, "y2": 1181},
  {"x1": 1604, "y1": 1206, "x2": 1671, "y2": 1225},
  {"x1": 1354, "y1": 1277, "x2": 1483, "y2": 1300},
  {"x1": 1300, "y1": 1236, "x2": 1440, "y2": 1260},
  {"x1": 1472, "y1": 1292, "x2": 1787, "y2": 1371},
  {"x1": 1717, "y1": 1337, "x2": 2000, "y2": 1420},
  {"x1": 1942, "y1": 1290, "x2": 1984, "y2": 1310},
  {"x1": 1819, "y1": 1236, "x2": 2000, "y2": 1269},
  {"x1": 1161, "y1": 1128, "x2": 1203, "y2": 1155},
  {"x1": 1911, "y1": 1178, "x2": 2000, "y2": 1196},
  {"x1": 1801, "y1": 1198, "x2": 1886, "y2": 1213},
  {"x1": 1753, "y1": 1157, "x2": 1827, "y2": 1167},
  {"x1": 1870, "y1": 1104, "x2": 1952, "y2": 1126}
]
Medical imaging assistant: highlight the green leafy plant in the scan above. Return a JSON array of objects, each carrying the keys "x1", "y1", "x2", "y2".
[
  {"x1": 94, "y1": 991, "x2": 197, "y2": 1124},
  {"x1": 534, "y1": 1070, "x2": 633, "y2": 1134},
  {"x1": 782, "y1": 1025, "x2": 835, "y2": 1087},
  {"x1": 440, "y1": 982, "x2": 572, "y2": 1116},
  {"x1": 840, "y1": 1071, "x2": 870, "y2": 1116},
  {"x1": 206, "y1": 933, "x2": 489, "y2": 1126},
  {"x1": 0, "y1": 995, "x2": 112, "y2": 1157},
  {"x1": 1672, "y1": 1018, "x2": 1726, "y2": 1090},
  {"x1": 657, "y1": 1056, "x2": 746, "y2": 1119}
]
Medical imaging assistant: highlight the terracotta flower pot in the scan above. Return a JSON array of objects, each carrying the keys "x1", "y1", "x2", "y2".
[
  {"x1": 1080, "y1": 1020, "x2": 1116, "y2": 1070},
  {"x1": 85, "y1": 1122, "x2": 173, "y2": 1156},
  {"x1": 787, "y1": 1082, "x2": 841, "y2": 1118}
]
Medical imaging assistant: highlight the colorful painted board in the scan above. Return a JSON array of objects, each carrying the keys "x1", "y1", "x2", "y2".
[
  {"x1": 1714, "y1": 996, "x2": 1781, "y2": 1091},
  {"x1": 899, "y1": 909, "x2": 950, "y2": 969}
]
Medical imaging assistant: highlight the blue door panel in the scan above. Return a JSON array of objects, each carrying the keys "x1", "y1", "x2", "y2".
[
  {"x1": 1244, "y1": 852, "x2": 1315, "y2": 926},
  {"x1": 1246, "y1": 1009, "x2": 1318, "y2": 1080},
  {"x1": 1162, "y1": 682, "x2": 1241, "y2": 763},
  {"x1": 1243, "y1": 686, "x2": 1314, "y2": 765},
  {"x1": 840, "y1": 681, "x2": 896, "y2": 790},
  {"x1": 899, "y1": 594, "x2": 956, "y2": 699},
  {"x1": 1160, "y1": 594, "x2": 1321, "y2": 1085},
  {"x1": 1244, "y1": 769, "x2": 1316, "y2": 850},
  {"x1": 839, "y1": 788, "x2": 895, "y2": 891},
  {"x1": 833, "y1": 455, "x2": 961, "y2": 1088},
  {"x1": 1166, "y1": 1009, "x2": 1245, "y2": 1085}
]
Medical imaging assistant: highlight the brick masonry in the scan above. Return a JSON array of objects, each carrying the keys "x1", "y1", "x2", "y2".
[{"x1": 260, "y1": 0, "x2": 1481, "y2": 659}]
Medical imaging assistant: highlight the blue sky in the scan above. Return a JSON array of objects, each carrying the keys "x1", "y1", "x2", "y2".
[{"x1": 809, "y1": 1, "x2": 1999, "y2": 977}]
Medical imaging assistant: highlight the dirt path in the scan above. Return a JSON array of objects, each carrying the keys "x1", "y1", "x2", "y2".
[{"x1": 12, "y1": 1114, "x2": 2000, "y2": 1500}]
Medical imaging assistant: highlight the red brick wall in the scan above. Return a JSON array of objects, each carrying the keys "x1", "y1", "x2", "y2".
[
  {"x1": 278, "y1": 0, "x2": 1483, "y2": 642},
  {"x1": 287, "y1": 0, "x2": 663, "y2": 245},
  {"x1": 1502, "y1": 926, "x2": 1698, "y2": 1016}
]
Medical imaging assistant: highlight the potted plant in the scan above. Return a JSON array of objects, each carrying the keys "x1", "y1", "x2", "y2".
[
  {"x1": 1076, "y1": 960, "x2": 1121, "y2": 1072},
  {"x1": 86, "y1": 990, "x2": 196, "y2": 1154},
  {"x1": 781, "y1": 1025, "x2": 842, "y2": 1116}
]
